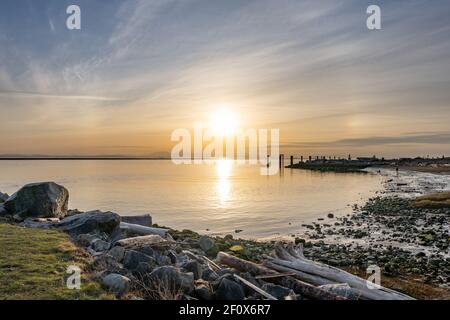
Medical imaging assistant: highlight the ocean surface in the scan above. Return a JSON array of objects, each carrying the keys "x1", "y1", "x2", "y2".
[{"x1": 0, "y1": 160, "x2": 383, "y2": 239}]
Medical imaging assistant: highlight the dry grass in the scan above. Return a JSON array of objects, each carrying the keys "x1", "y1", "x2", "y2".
[
  {"x1": 343, "y1": 266, "x2": 450, "y2": 300},
  {"x1": 414, "y1": 191, "x2": 450, "y2": 209},
  {"x1": 134, "y1": 276, "x2": 184, "y2": 300}
]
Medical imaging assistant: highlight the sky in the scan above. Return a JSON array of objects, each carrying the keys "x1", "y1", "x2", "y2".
[{"x1": 0, "y1": 0, "x2": 449, "y2": 158}]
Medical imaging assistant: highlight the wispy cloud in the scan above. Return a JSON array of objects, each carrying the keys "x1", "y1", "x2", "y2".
[
  {"x1": 0, "y1": 91, "x2": 128, "y2": 102},
  {"x1": 284, "y1": 133, "x2": 450, "y2": 148}
]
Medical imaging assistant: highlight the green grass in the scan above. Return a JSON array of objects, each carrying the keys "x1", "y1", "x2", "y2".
[{"x1": 0, "y1": 223, "x2": 114, "y2": 300}]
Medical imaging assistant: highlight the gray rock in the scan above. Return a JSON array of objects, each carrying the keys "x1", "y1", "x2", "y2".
[
  {"x1": 202, "y1": 268, "x2": 219, "y2": 282},
  {"x1": 4, "y1": 182, "x2": 68, "y2": 219},
  {"x1": 156, "y1": 255, "x2": 172, "y2": 266},
  {"x1": 182, "y1": 260, "x2": 203, "y2": 280},
  {"x1": 261, "y1": 283, "x2": 295, "y2": 300},
  {"x1": 91, "y1": 239, "x2": 110, "y2": 252},
  {"x1": 93, "y1": 255, "x2": 124, "y2": 273},
  {"x1": 199, "y1": 235, "x2": 215, "y2": 252},
  {"x1": 0, "y1": 192, "x2": 9, "y2": 203},
  {"x1": 108, "y1": 246, "x2": 125, "y2": 262},
  {"x1": 76, "y1": 233, "x2": 98, "y2": 247},
  {"x1": 121, "y1": 214, "x2": 152, "y2": 227},
  {"x1": 167, "y1": 250, "x2": 177, "y2": 264},
  {"x1": 135, "y1": 246, "x2": 155, "y2": 258},
  {"x1": 57, "y1": 210, "x2": 120, "y2": 236},
  {"x1": 123, "y1": 250, "x2": 156, "y2": 270},
  {"x1": 0, "y1": 204, "x2": 8, "y2": 216},
  {"x1": 147, "y1": 266, "x2": 194, "y2": 294},
  {"x1": 135, "y1": 262, "x2": 155, "y2": 276},
  {"x1": 214, "y1": 277, "x2": 245, "y2": 300},
  {"x1": 20, "y1": 217, "x2": 58, "y2": 229},
  {"x1": 195, "y1": 284, "x2": 212, "y2": 300},
  {"x1": 102, "y1": 273, "x2": 131, "y2": 296}
]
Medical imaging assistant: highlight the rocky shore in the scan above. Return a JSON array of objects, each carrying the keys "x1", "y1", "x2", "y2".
[{"x1": 1, "y1": 181, "x2": 449, "y2": 300}]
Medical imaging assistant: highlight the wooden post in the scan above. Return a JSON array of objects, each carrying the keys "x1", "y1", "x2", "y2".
[
  {"x1": 301, "y1": 156, "x2": 304, "y2": 163},
  {"x1": 290, "y1": 155, "x2": 293, "y2": 167}
]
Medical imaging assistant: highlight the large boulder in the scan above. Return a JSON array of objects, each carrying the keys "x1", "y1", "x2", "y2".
[
  {"x1": 57, "y1": 210, "x2": 120, "y2": 236},
  {"x1": 4, "y1": 182, "x2": 68, "y2": 219}
]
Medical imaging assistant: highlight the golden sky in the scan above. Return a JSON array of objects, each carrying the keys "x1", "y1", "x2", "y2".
[{"x1": 1, "y1": 1, "x2": 449, "y2": 158}]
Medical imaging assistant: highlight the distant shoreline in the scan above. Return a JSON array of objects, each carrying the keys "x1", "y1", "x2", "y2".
[{"x1": 0, "y1": 157, "x2": 171, "y2": 160}]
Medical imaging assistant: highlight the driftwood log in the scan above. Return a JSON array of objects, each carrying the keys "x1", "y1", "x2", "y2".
[
  {"x1": 216, "y1": 252, "x2": 346, "y2": 300},
  {"x1": 120, "y1": 222, "x2": 169, "y2": 237},
  {"x1": 264, "y1": 243, "x2": 414, "y2": 300},
  {"x1": 115, "y1": 234, "x2": 175, "y2": 249}
]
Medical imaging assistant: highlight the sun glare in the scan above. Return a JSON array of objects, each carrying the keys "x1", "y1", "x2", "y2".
[{"x1": 209, "y1": 108, "x2": 238, "y2": 137}]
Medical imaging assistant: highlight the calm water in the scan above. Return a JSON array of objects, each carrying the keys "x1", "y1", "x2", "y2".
[{"x1": 0, "y1": 160, "x2": 382, "y2": 239}]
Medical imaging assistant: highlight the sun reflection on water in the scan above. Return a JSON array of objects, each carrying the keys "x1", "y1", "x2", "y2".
[{"x1": 216, "y1": 159, "x2": 232, "y2": 205}]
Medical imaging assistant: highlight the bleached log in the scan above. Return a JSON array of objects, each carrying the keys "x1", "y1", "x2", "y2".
[
  {"x1": 120, "y1": 222, "x2": 169, "y2": 237},
  {"x1": 115, "y1": 234, "x2": 175, "y2": 249},
  {"x1": 216, "y1": 252, "x2": 345, "y2": 300},
  {"x1": 268, "y1": 244, "x2": 414, "y2": 300},
  {"x1": 264, "y1": 260, "x2": 334, "y2": 286}
]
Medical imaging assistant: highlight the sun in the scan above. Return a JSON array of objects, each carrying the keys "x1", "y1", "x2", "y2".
[{"x1": 209, "y1": 108, "x2": 239, "y2": 137}]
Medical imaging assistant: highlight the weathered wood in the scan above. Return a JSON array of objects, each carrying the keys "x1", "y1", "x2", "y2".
[
  {"x1": 120, "y1": 222, "x2": 169, "y2": 237},
  {"x1": 216, "y1": 252, "x2": 345, "y2": 300},
  {"x1": 264, "y1": 260, "x2": 334, "y2": 286},
  {"x1": 120, "y1": 214, "x2": 152, "y2": 227},
  {"x1": 233, "y1": 274, "x2": 277, "y2": 300},
  {"x1": 268, "y1": 244, "x2": 414, "y2": 300},
  {"x1": 255, "y1": 272, "x2": 297, "y2": 280},
  {"x1": 115, "y1": 234, "x2": 174, "y2": 249},
  {"x1": 217, "y1": 252, "x2": 277, "y2": 275}
]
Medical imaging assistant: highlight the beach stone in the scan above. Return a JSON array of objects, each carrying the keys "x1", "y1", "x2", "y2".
[
  {"x1": 4, "y1": 182, "x2": 68, "y2": 219},
  {"x1": 93, "y1": 255, "x2": 124, "y2": 274},
  {"x1": 261, "y1": 283, "x2": 294, "y2": 300},
  {"x1": 146, "y1": 266, "x2": 194, "y2": 294},
  {"x1": 214, "y1": 277, "x2": 245, "y2": 300},
  {"x1": 167, "y1": 250, "x2": 178, "y2": 264},
  {"x1": 0, "y1": 204, "x2": 8, "y2": 216},
  {"x1": 108, "y1": 246, "x2": 125, "y2": 262},
  {"x1": 121, "y1": 214, "x2": 152, "y2": 227},
  {"x1": 135, "y1": 262, "x2": 155, "y2": 276},
  {"x1": 76, "y1": 233, "x2": 98, "y2": 247},
  {"x1": 182, "y1": 260, "x2": 203, "y2": 280},
  {"x1": 57, "y1": 210, "x2": 120, "y2": 236},
  {"x1": 328, "y1": 213, "x2": 334, "y2": 218},
  {"x1": 195, "y1": 284, "x2": 212, "y2": 300},
  {"x1": 0, "y1": 192, "x2": 9, "y2": 203},
  {"x1": 102, "y1": 273, "x2": 131, "y2": 296},
  {"x1": 202, "y1": 268, "x2": 219, "y2": 282},
  {"x1": 123, "y1": 250, "x2": 156, "y2": 270},
  {"x1": 91, "y1": 239, "x2": 110, "y2": 252},
  {"x1": 199, "y1": 235, "x2": 215, "y2": 251}
]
